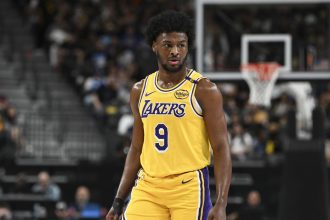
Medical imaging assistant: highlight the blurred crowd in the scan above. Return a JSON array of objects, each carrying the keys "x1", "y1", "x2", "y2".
[
  {"x1": 0, "y1": 95, "x2": 23, "y2": 166},
  {"x1": 11, "y1": 0, "x2": 196, "y2": 161},
  {"x1": 220, "y1": 82, "x2": 290, "y2": 161},
  {"x1": 221, "y1": 80, "x2": 330, "y2": 162},
  {"x1": 10, "y1": 0, "x2": 330, "y2": 163},
  {"x1": 204, "y1": 4, "x2": 329, "y2": 72},
  {"x1": 0, "y1": 170, "x2": 106, "y2": 220},
  {"x1": 0, "y1": 1, "x2": 328, "y2": 220},
  {"x1": 15, "y1": 0, "x2": 194, "y2": 127}
]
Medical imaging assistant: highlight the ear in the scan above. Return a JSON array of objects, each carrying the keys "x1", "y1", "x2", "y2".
[{"x1": 152, "y1": 41, "x2": 157, "y2": 53}]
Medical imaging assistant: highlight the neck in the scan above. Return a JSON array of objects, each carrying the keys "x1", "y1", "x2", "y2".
[{"x1": 158, "y1": 65, "x2": 188, "y2": 86}]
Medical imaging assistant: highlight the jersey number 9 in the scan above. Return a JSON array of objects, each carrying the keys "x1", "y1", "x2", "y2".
[{"x1": 155, "y1": 124, "x2": 168, "y2": 152}]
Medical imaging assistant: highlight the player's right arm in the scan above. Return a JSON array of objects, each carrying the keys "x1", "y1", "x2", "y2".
[{"x1": 106, "y1": 80, "x2": 144, "y2": 220}]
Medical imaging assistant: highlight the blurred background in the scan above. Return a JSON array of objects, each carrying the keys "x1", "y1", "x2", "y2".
[{"x1": 0, "y1": 0, "x2": 329, "y2": 219}]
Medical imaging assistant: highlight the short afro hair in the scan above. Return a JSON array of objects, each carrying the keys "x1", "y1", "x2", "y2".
[{"x1": 145, "y1": 10, "x2": 194, "y2": 49}]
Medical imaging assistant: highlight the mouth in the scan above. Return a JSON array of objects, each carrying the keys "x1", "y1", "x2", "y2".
[{"x1": 168, "y1": 59, "x2": 180, "y2": 65}]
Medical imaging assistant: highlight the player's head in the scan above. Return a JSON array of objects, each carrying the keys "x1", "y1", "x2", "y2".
[{"x1": 145, "y1": 10, "x2": 194, "y2": 73}]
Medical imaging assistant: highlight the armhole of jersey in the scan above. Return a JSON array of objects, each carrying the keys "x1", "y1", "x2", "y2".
[
  {"x1": 138, "y1": 76, "x2": 149, "y2": 109},
  {"x1": 190, "y1": 77, "x2": 204, "y2": 117}
]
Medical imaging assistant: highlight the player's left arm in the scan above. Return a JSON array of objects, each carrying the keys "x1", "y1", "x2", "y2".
[{"x1": 195, "y1": 78, "x2": 232, "y2": 220}]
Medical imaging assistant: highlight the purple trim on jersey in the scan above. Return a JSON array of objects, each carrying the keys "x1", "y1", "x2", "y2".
[
  {"x1": 197, "y1": 170, "x2": 203, "y2": 220},
  {"x1": 154, "y1": 69, "x2": 194, "y2": 92},
  {"x1": 201, "y1": 167, "x2": 212, "y2": 220},
  {"x1": 190, "y1": 82, "x2": 203, "y2": 117},
  {"x1": 138, "y1": 75, "x2": 149, "y2": 109}
]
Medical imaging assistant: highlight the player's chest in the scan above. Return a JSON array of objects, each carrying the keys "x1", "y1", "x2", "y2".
[{"x1": 140, "y1": 89, "x2": 191, "y2": 119}]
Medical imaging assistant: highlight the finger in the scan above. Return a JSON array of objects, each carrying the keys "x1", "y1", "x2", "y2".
[{"x1": 107, "y1": 213, "x2": 114, "y2": 220}]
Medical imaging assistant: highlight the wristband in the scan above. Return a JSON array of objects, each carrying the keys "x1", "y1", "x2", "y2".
[{"x1": 112, "y1": 197, "x2": 124, "y2": 215}]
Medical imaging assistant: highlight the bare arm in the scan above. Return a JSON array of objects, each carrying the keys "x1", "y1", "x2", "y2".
[
  {"x1": 195, "y1": 79, "x2": 232, "y2": 220},
  {"x1": 116, "y1": 81, "x2": 144, "y2": 199},
  {"x1": 106, "y1": 81, "x2": 144, "y2": 220}
]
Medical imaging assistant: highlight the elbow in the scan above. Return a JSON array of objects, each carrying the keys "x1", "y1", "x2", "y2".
[
  {"x1": 213, "y1": 141, "x2": 229, "y2": 153},
  {"x1": 212, "y1": 144, "x2": 222, "y2": 153}
]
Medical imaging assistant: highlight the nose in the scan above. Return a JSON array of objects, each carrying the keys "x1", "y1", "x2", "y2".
[{"x1": 170, "y1": 46, "x2": 179, "y2": 56}]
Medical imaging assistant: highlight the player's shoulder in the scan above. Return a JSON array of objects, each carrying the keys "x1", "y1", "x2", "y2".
[
  {"x1": 133, "y1": 80, "x2": 144, "y2": 90},
  {"x1": 131, "y1": 80, "x2": 144, "y2": 97},
  {"x1": 194, "y1": 73, "x2": 222, "y2": 104},
  {"x1": 196, "y1": 76, "x2": 218, "y2": 93},
  {"x1": 134, "y1": 71, "x2": 157, "y2": 88},
  {"x1": 131, "y1": 71, "x2": 155, "y2": 98},
  {"x1": 130, "y1": 80, "x2": 144, "y2": 107}
]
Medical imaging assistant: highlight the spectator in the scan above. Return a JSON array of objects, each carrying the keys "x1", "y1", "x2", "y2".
[
  {"x1": 0, "y1": 117, "x2": 14, "y2": 165},
  {"x1": 67, "y1": 186, "x2": 102, "y2": 220},
  {"x1": 9, "y1": 172, "x2": 30, "y2": 194},
  {"x1": 230, "y1": 123, "x2": 254, "y2": 161},
  {"x1": 0, "y1": 202, "x2": 12, "y2": 220},
  {"x1": 253, "y1": 129, "x2": 268, "y2": 158},
  {"x1": 0, "y1": 96, "x2": 24, "y2": 165},
  {"x1": 238, "y1": 190, "x2": 266, "y2": 220},
  {"x1": 0, "y1": 96, "x2": 8, "y2": 118},
  {"x1": 55, "y1": 201, "x2": 70, "y2": 220},
  {"x1": 31, "y1": 171, "x2": 61, "y2": 201}
]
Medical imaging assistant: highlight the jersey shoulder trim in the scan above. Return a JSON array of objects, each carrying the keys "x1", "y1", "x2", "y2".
[
  {"x1": 185, "y1": 71, "x2": 206, "y2": 84},
  {"x1": 190, "y1": 81, "x2": 203, "y2": 117},
  {"x1": 138, "y1": 75, "x2": 149, "y2": 108},
  {"x1": 189, "y1": 73, "x2": 205, "y2": 117}
]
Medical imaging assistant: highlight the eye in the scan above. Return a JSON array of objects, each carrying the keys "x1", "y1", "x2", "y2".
[
  {"x1": 164, "y1": 44, "x2": 171, "y2": 48},
  {"x1": 179, "y1": 43, "x2": 186, "y2": 48}
]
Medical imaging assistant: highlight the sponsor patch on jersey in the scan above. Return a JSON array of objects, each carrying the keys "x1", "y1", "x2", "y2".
[{"x1": 174, "y1": 89, "x2": 189, "y2": 99}]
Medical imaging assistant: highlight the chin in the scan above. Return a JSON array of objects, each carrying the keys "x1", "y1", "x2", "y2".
[{"x1": 163, "y1": 64, "x2": 184, "y2": 73}]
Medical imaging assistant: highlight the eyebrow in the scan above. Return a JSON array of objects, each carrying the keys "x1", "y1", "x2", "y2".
[{"x1": 161, "y1": 40, "x2": 187, "y2": 43}]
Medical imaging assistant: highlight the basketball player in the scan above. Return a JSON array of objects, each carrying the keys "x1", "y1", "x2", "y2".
[{"x1": 106, "y1": 10, "x2": 232, "y2": 220}]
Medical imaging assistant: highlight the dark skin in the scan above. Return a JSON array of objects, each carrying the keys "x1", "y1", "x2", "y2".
[{"x1": 106, "y1": 32, "x2": 232, "y2": 220}]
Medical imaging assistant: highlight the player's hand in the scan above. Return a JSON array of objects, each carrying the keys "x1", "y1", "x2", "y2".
[
  {"x1": 207, "y1": 205, "x2": 226, "y2": 220},
  {"x1": 106, "y1": 207, "x2": 121, "y2": 220},
  {"x1": 106, "y1": 198, "x2": 124, "y2": 220}
]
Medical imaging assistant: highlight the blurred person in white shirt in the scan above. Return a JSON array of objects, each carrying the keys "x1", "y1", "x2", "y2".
[{"x1": 230, "y1": 123, "x2": 254, "y2": 161}]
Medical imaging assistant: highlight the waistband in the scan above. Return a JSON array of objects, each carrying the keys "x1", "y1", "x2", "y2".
[{"x1": 137, "y1": 167, "x2": 209, "y2": 187}]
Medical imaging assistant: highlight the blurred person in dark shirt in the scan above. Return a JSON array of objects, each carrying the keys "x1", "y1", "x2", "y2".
[
  {"x1": 0, "y1": 96, "x2": 8, "y2": 118},
  {"x1": 9, "y1": 172, "x2": 30, "y2": 194},
  {"x1": 0, "y1": 96, "x2": 23, "y2": 164},
  {"x1": 0, "y1": 117, "x2": 9, "y2": 148},
  {"x1": 238, "y1": 190, "x2": 266, "y2": 220},
  {"x1": 0, "y1": 117, "x2": 15, "y2": 166},
  {"x1": 55, "y1": 201, "x2": 70, "y2": 220}
]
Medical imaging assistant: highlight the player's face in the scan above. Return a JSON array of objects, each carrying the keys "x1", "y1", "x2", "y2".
[{"x1": 153, "y1": 32, "x2": 188, "y2": 73}]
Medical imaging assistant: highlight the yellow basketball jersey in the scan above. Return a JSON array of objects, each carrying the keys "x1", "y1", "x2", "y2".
[{"x1": 138, "y1": 69, "x2": 211, "y2": 177}]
